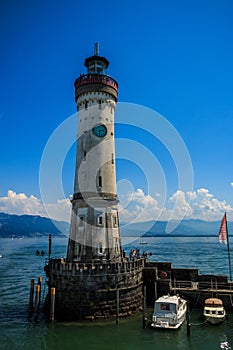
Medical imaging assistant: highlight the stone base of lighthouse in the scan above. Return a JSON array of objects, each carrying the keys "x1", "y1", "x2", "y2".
[{"x1": 44, "y1": 258, "x2": 145, "y2": 321}]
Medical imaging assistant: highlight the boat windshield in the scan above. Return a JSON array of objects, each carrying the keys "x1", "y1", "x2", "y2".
[{"x1": 155, "y1": 302, "x2": 177, "y2": 313}]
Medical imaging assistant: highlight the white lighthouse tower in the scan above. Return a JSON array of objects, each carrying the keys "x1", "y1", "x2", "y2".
[
  {"x1": 45, "y1": 45, "x2": 145, "y2": 321},
  {"x1": 67, "y1": 43, "x2": 122, "y2": 262}
]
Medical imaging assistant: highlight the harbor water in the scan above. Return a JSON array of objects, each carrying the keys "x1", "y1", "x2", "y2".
[{"x1": 0, "y1": 236, "x2": 233, "y2": 350}]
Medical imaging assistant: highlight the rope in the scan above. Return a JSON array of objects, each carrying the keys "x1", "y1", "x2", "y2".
[{"x1": 190, "y1": 318, "x2": 210, "y2": 326}]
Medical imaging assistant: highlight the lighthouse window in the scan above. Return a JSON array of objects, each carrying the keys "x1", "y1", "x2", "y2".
[
  {"x1": 83, "y1": 151, "x2": 86, "y2": 160},
  {"x1": 98, "y1": 176, "x2": 102, "y2": 187},
  {"x1": 99, "y1": 100, "x2": 102, "y2": 109},
  {"x1": 111, "y1": 153, "x2": 114, "y2": 164},
  {"x1": 98, "y1": 216, "x2": 103, "y2": 225},
  {"x1": 85, "y1": 101, "x2": 88, "y2": 109},
  {"x1": 113, "y1": 216, "x2": 117, "y2": 226},
  {"x1": 99, "y1": 242, "x2": 103, "y2": 254},
  {"x1": 79, "y1": 216, "x2": 84, "y2": 227}
]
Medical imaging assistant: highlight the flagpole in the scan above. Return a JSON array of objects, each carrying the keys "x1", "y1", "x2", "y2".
[{"x1": 225, "y1": 213, "x2": 232, "y2": 281}]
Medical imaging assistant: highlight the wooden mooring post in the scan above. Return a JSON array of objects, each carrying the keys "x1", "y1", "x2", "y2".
[
  {"x1": 34, "y1": 284, "x2": 41, "y2": 320},
  {"x1": 186, "y1": 301, "x2": 191, "y2": 336},
  {"x1": 48, "y1": 234, "x2": 52, "y2": 263},
  {"x1": 50, "y1": 287, "x2": 56, "y2": 322},
  {"x1": 142, "y1": 285, "x2": 147, "y2": 329},
  {"x1": 28, "y1": 279, "x2": 34, "y2": 314}
]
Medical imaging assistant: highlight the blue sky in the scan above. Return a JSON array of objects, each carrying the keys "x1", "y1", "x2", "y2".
[{"x1": 0, "y1": 0, "x2": 233, "y2": 222}]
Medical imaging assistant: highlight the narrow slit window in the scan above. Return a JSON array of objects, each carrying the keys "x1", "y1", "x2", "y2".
[
  {"x1": 85, "y1": 101, "x2": 88, "y2": 109},
  {"x1": 98, "y1": 216, "x2": 103, "y2": 225},
  {"x1": 98, "y1": 176, "x2": 102, "y2": 187},
  {"x1": 113, "y1": 216, "x2": 117, "y2": 226},
  {"x1": 99, "y1": 100, "x2": 101, "y2": 109},
  {"x1": 83, "y1": 150, "x2": 86, "y2": 160},
  {"x1": 111, "y1": 153, "x2": 114, "y2": 164},
  {"x1": 79, "y1": 216, "x2": 84, "y2": 226},
  {"x1": 99, "y1": 242, "x2": 103, "y2": 253}
]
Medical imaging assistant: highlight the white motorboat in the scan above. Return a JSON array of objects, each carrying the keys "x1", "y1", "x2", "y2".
[
  {"x1": 203, "y1": 298, "x2": 226, "y2": 325},
  {"x1": 151, "y1": 294, "x2": 187, "y2": 330}
]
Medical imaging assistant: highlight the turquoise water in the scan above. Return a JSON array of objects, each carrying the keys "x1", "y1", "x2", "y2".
[{"x1": 0, "y1": 236, "x2": 233, "y2": 349}]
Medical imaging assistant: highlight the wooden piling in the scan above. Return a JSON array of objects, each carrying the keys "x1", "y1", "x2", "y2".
[
  {"x1": 143, "y1": 285, "x2": 147, "y2": 328},
  {"x1": 154, "y1": 281, "x2": 157, "y2": 300},
  {"x1": 38, "y1": 276, "x2": 42, "y2": 306},
  {"x1": 116, "y1": 289, "x2": 119, "y2": 325},
  {"x1": 34, "y1": 284, "x2": 41, "y2": 320},
  {"x1": 48, "y1": 234, "x2": 52, "y2": 263},
  {"x1": 28, "y1": 279, "x2": 34, "y2": 314},
  {"x1": 186, "y1": 301, "x2": 191, "y2": 336},
  {"x1": 38, "y1": 276, "x2": 42, "y2": 286},
  {"x1": 50, "y1": 287, "x2": 56, "y2": 322}
]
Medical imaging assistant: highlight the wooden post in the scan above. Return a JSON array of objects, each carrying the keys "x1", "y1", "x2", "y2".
[
  {"x1": 186, "y1": 301, "x2": 191, "y2": 336},
  {"x1": 38, "y1": 276, "x2": 42, "y2": 286},
  {"x1": 154, "y1": 281, "x2": 157, "y2": 300},
  {"x1": 28, "y1": 279, "x2": 34, "y2": 314},
  {"x1": 34, "y1": 284, "x2": 41, "y2": 320},
  {"x1": 38, "y1": 276, "x2": 42, "y2": 307},
  {"x1": 48, "y1": 234, "x2": 52, "y2": 263},
  {"x1": 50, "y1": 287, "x2": 56, "y2": 322},
  {"x1": 116, "y1": 289, "x2": 119, "y2": 325},
  {"x1": 143, "y1": 285, "x2": 147, "y2": 328}
]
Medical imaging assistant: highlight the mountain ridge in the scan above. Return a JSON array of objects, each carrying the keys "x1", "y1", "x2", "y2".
[
  {"x1": 0, "y1": 212, "x2": 231, "y2": 238},
  {"x1": 0, "y1": 212, "x2": 69, "y2": 238}
]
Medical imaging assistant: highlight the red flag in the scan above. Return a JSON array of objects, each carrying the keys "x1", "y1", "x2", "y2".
[{"x1": 218, "y1": 213, "x2": 228, "y2": 244}]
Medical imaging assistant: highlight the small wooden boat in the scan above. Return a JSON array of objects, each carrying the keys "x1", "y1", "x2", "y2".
[
  {"x1": 151, "y1": 295, "x2": 187, "y2": 330},
  {"x1": 203, "y1": 298, "x2": 226, "y2": 325}
]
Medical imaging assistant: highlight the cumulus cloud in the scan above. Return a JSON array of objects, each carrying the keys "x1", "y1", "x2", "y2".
[
  {"x1": 0, "y1": 190, "x2": 71, "y2": 222},
  {"x1": 119, "y1": 187, "x2": 233, "y2": 223},
  {"x1": 119, "y1": 188, "x2": 163, "y2": 223},
  {"x1": 0, "y1": 188, "x2": 232, "y2": 224}
]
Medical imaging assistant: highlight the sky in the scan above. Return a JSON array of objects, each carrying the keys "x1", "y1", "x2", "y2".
[{"x1": 0, "y1": 0, "x2": 233, "y2": 224}]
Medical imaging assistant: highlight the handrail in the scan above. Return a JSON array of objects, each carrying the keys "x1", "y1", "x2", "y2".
[{"x1": 74, "y1": 74, "x2": 118, "y2": 92}]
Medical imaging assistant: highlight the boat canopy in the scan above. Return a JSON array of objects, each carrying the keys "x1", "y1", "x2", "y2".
[{"x1": 204, "y1": 298, "x2": 223, "y2": 306}]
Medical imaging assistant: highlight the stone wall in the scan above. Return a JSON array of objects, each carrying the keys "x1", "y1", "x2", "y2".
[{"x1": 45, "y1": 258, "x2": 145, "y2": 321}]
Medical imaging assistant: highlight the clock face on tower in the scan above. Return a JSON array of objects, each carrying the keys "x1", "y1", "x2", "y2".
[{"x1": 92, "y1": 124, "x2": 107, "y2": 138}]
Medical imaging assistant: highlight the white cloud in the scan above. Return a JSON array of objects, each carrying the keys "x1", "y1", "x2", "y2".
[
  {"x1": 0, "y1": 190, "x2": 71, "y2": 222},
  {"x1": 231, "y1": 182, "x2": 233, "y2": 187},
  {"x1": 119, "y1": 187, "x2": 233, "y2": 222},
  {"x1": 1, "y1": 188, "x2": 232, "y2": 224},
  {"x1": 119, "y1": 188, "x2": 162, "y2": 223}
]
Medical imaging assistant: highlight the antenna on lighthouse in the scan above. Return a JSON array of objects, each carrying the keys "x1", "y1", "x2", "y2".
[{"x1": 94, "y1": 42, "x2": 99, "y2": 56}]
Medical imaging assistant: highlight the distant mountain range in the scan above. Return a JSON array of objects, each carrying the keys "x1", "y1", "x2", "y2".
[
  {"x1": 121, "y1": 219, "x2": 233, "y2": 237},
  {"x1": 0, "y1": 212, "x2": 232, "y2": 238},
  {"x1": 0, "y1": 212, "x2": 69, "y2": 238}
]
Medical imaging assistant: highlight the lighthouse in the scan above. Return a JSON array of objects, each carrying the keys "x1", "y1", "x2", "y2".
[
  {"x1": 45, "y1": 45, "x2": 145, "y2": 321},
  {"x1": 67, "y1": 43, "x2": 122, "y2": 263}
]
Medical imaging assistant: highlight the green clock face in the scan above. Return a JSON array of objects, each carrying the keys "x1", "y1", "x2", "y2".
[{"x1": 92, "y1": 124, "x2": 107, "y2": 138}]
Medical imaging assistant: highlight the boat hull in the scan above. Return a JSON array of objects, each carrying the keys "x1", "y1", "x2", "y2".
[
  {"x1": 204, "y1": 315, "x2": 225, "y2": 325},
  {"x1": 151, "y1": 313, "x2": 186, "y2": 330}
]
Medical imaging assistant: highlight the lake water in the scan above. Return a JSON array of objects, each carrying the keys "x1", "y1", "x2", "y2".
[{"x1": 0, "y1": 236, "x2": 233, "y2": 350}]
